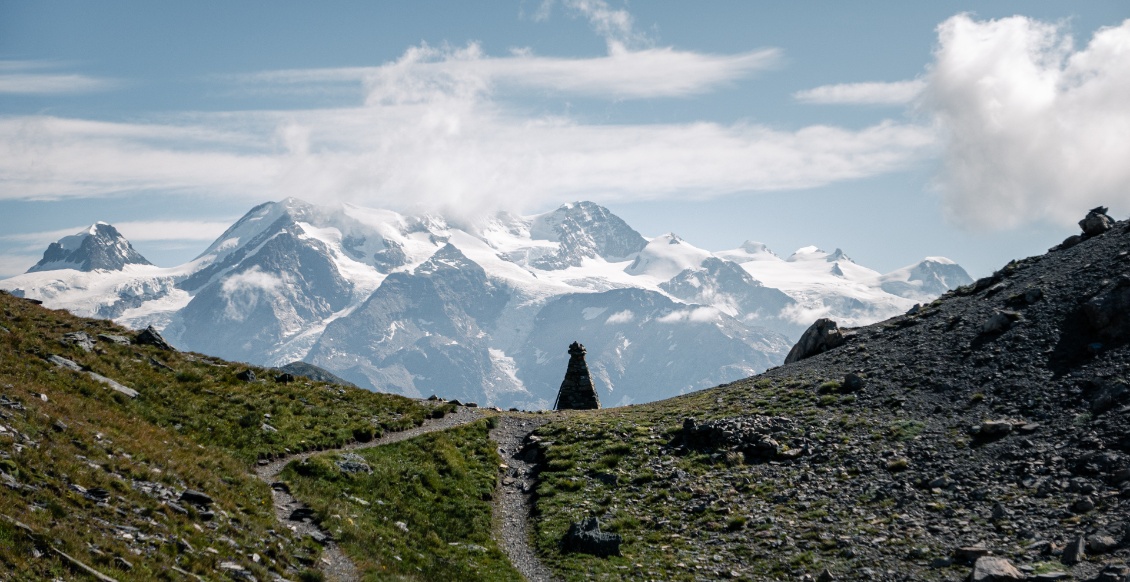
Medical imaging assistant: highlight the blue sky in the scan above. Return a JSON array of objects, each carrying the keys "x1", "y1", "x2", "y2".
[{"x1": 2, "y1": 1, "x2": 1128, "y2": 278}]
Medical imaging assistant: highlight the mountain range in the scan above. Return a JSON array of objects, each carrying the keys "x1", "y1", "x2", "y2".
[{"x1": 0, "y1": 199, "x2": 971, "y2": 408}]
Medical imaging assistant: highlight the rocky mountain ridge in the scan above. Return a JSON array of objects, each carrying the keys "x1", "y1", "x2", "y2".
[{"x1": 1, "y1": 199, "x2": 971, "y2": 408}]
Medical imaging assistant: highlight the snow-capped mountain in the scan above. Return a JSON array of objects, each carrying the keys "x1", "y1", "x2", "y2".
[
  {"x1": 0, "y1": 199, "x2": 972, "y2": 408},
  {"x1": 29, "y1": 222, "x2": 152, "y2": 273}
]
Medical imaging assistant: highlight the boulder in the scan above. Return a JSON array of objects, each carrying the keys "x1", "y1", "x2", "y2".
[
  {"x1": 563, "y1": 517, "x2": 621, "y2": 557},
  {"x1": 969, "y1": 556, "x2": 1024, "y2": 581},
  {"x1": 1087, "y1": 535, "x2": 1119, "y2": 555},
  {"x1": 136, "y1": 326, "x2": 174, "y2": 351},
  {"x1": 785, "y1": 318, "x2": 845, "y2": 364},
  {"x1": 1062, "y1": 535, "x2": 1086, "y2": 565},
  {"x1": 61, "y1": 332, "x2": 95, "y2": 352},
  {"x1": 981, "y1": 311, "x2": 1021, "y2": 335},
  {"x1": 235, "y1": 369, "x2": 256, "y2": 382},
  {"x1": 1080, "y1": 206, "x2": 1115, "y2": 236},
  {"x1": 1093, "y1": 564, "x2": 1130, "y2": 582},
  {"x1": 179, "y1": 489, "x2": 214, "y2": 507}
]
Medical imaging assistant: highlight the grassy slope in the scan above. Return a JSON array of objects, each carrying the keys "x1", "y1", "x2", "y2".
[
  {"x1": 281, "y1": 418, "x2": 522, "y2": 581},
  {"x1": 0, "y1": 291, "x2": 448, "y2": 580}
]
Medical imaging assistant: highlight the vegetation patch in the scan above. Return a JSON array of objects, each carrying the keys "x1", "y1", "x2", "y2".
[{"x1": 279, "y1": 419, "x2": 521, "y2": 581}]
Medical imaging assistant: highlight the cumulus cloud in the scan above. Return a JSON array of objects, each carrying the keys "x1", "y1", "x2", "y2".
[
  {"x1": 924, "y1": 14, "x2": 1130, "y2": 229},
  {"x1": 794, "y1": 80, "x2": 926, "y2": 105}
]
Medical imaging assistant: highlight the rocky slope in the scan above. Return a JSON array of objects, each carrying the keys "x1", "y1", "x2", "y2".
[{"x1": 521, "y1": 209, "x2": 1130, "y2": 581}]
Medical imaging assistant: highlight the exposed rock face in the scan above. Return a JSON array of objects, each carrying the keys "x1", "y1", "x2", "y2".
[
  {"x1": 784, "y1": 318, "x2": 845, "y2": 364},
  {"x1": 136, "y1": 325, "x2": 174, "y2": 351},
  {"x1": 562, "y1": 517, "x2": 621, "y2": 557},
  {"x1": 530, "y1": 201, "x2": 647, "y2": 270},
  {"x1": 554, "y1": 342, "x2": 600, "y2": 410},
  {"x1": 1080, "y1": 206, "x2": 1115, "y2": 236},
  {"x1": 28, "y1": 223, "x2": 152, "y2": 273}
]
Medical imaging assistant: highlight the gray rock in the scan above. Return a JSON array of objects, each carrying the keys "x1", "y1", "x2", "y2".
[
  {"x1": 179, "y1": 490, "x2": 214, "y2": 507},
  {"x1": 785, "y1": 318, "x2": 845, "y2": 364},
  {"x1": 1062, "y1": 535, "x2": 1086, "y2": 565},
  {"x1": 563, "y1": 517, "x2": 621, "y2": 557},
  {"x1": 969, "y1": 556, "x2": 1024, "y2": 581},
  {"x1": 977, "y1": 421, "x2": 1014, "y2": 441},
  {"x1": 61, "y1": 332, "x2": 96, "y2": 352},
  {"x1": 97, "y1": 334, "x2": 131, "y2": 345},
  {"x1": 235, "y1": 369, "x2": 256, "y2": 382},
  {"x1": 981, "y1": 310, "x2": 1021, "y2": 335},
  {"x1": 48, "y1": 354, "x2": 83, "y2": 372},
  {"x1": 1072, "y1": 496, "x2": 1096, "y2": 513},
  {"x1": 1080, "y1": 207, "x2": 1115, "y2": 236},
  {"x1": 335, "y1": 453, "x2": 372, "y2": 474},
  {"x1": 87, "y1": 372, "x2": 138, "y2": 398},
  {"x1": 136, "y1": 326, "x2": 174, "y2": 351},
  {"x1": 1087, "y1": 535, "x2": 1119, "y2": 554}
]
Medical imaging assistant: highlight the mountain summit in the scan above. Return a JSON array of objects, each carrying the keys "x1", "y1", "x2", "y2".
[
  {"x1": 2, "y1": 199, "x2": 972, "y2": 408},
  {"x1": 28, "y1": 222, "x2": 152, "y2": 273}
]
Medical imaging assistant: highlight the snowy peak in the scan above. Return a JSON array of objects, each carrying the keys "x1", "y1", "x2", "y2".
[
  {"x1": 625, "y1": 233, "x2": 712, "y2": 281},
  {"x1": 529, "y1": 201, "x2": 647, "y2": 269},
  {"x1": 717, "y1": 241, "x2": 781, "y2": 264},
  {"x1": 879, "y1": 257, "x2": 973, "y2": 301},
  {"x1": 826, "y1": 248, "x2": 853, "y2": 263},
  {"x1": 28, "y1": 223, "x2": 152, "y2": 273}
]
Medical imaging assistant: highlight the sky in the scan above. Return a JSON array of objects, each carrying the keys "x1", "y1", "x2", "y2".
[{"x1": 1, "y1": 1, "x2": 1129, "y2": 279}]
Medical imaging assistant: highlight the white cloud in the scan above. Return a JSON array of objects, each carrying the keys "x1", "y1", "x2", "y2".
[
  {"x1": 0, "y1": 61, "x2": 117, "y2": 94},
  {"x1": 0, "y1": 220, "x2": 234, "y2": 247},
  {"x1": 244, "y1": 43, "x2": 780, "y2": 101},
  {"x1": 794, "y1": 80, "x2": 926, "y2": 105},
  {"x1": 221, "y1": 266, "x2": 283, "y2": 297},
  {"x1": 605, "y1": 309, "x2": 635, "y2": 324},
  {"x1": 0, "y1": 41, "x2": 934, "y2": 217},
  {"x1": 657, "y1": 307, "x2": 719, "y2": 324},
  {"x1": 923, "y1": 14, "x2": 1130, "y2": 229}
]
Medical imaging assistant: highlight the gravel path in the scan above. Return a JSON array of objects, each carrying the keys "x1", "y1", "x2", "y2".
[
  {"x1": 490, "y1": 414, "x2": 558, "y2": 582},
  {"x1": 253, "y1": 406, "x2": 482, "y2": 582}
]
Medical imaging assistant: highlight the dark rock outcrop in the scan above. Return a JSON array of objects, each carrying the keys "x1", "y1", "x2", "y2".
[
  {"x1": 136, "y1": 326, "x2": 174, "y2": 351},
  {"x1": 553, "y1": 342, "x2": 600, "y2": 410},
  {"x1": 1080, "y1": 206, "x2": 1115, "y2": 236},
  {"x1": 784, "y1": 318, "x2": 845, "y2": 364}
]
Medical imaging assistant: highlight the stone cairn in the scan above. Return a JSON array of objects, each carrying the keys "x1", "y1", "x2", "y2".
[{"x1": 553, "y1": 341, "x2": 601, "y2": 410}]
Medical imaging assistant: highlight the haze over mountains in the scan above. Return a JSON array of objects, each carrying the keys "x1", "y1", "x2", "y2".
[{"x1": 0, "y1": 199, "x2": 971, "y2": 408}]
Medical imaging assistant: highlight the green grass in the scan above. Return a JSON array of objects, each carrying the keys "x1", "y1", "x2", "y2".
[
  {"x1": 0, "y1": 291, "x2": 445, "y2": 579},
  {"x1": 279, "y1": 419, "x2": 521, "y2": 581}
]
